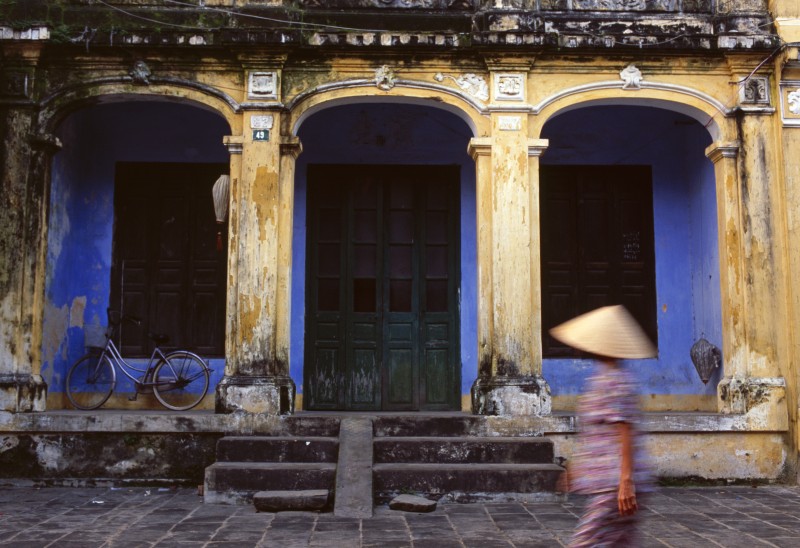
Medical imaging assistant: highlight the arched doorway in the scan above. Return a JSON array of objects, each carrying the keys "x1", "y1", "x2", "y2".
[
  {"x1": 292, "y1": 102, "x2": 477, "y2": 411},
  {"x1": 43, "y1": 99, "x2": 231, "y2": 409},
  {"x1": 539, "y1": 104, "x2": 722, "y2": 411}
]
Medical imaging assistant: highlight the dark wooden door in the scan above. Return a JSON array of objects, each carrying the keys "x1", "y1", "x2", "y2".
[
  {"x1": 305, "y1": 165, "x2": 460, "y2": 411},
  {"x1": 112, "y1": 162, "x2": 228, "y2": 357},
  {"x1": 540, "y1": 165, "x2": 657, "y2": 357}
]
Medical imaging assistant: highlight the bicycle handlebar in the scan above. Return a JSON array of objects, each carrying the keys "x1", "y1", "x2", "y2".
[{"x1": 107, "y1": 309, "x2": 142, "y2": 327}]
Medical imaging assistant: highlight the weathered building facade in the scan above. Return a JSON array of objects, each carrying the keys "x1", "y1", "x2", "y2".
[{"x1": 1, "y1": 0, "x2": 800, "y2": 485}]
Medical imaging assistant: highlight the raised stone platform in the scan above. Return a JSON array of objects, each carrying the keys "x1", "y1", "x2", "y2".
[{"x1": 0, "y1": 410, "x2": 789, "y2": 486}]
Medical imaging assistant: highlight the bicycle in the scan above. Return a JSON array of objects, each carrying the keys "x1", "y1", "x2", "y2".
[{"x1": 66, "y1": 310, "x2": 212, "y2": 411}]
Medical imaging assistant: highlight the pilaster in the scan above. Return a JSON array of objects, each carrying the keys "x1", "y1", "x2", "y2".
[
  {"x1": 0, "y1": 120, "x2": 56, "y2": 412},
  {"x1": 707, "y1": 130, "x2": 788, "y2": 426},
  {"x1": 468, "y1": 94, "x2": 552, "y2": 415},
  {"x1": 215, "y1": 110, "x2": 296, "y2": 415}
]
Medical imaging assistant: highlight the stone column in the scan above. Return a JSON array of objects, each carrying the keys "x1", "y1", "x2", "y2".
[
  {"x1": 707, "y1": 124, "x2": 788, "y2": 425},
  {"x1": 0, "y1": 114, "x2": 55, "y2": 412},
  {"x1": 469, "y1": 109, "x2": 552, "y2": 416},
  {"x1": 215, "y1": 112, "x2": 297, "y2": 415}
]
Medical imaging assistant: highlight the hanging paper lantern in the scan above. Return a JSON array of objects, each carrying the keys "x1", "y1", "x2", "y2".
[
  {"x1": 212, "y1": 174, "x2": 230, "y2": 251},
  {"x1": 690, "y1": 338, "x2": 721, "y2": 384}
]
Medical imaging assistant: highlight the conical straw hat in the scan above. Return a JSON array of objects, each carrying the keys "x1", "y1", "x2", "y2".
[{"x1": 549, "y1": 305, "x2": 656, "y2": 359}]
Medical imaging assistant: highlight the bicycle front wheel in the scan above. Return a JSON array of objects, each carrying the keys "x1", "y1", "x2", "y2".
[
  {"x1": 66, "y1": 354, "x2": 115, "y2": 410},
  {"x1": 152, "y1": 351, "x2": 210, "y2": 411}
]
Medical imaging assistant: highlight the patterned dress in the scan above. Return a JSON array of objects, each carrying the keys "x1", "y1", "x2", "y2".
[{"x1": 569, "y1": 362, "x2": 651, "y2": 547}]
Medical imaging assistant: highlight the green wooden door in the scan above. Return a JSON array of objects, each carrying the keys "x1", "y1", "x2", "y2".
[{"x1": 305, "y1": 165, "x2": 460, "y2": 411}]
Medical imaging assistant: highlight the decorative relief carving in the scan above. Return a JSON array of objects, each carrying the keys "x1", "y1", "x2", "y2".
[
  {"x1": 620, "y1": 64, "x2": 643, "y2": 90},
  {"x1": 434, "y1": 72, "x2": 489, "y2": 101},
  {"x1": 740, "y1": 77, "x2": 769, "y2": 105},
  {"x1": 0, "y1": 71, "x2": 29, "y2": 98},
  {"x1": 375, "y1": 65, "x2": 397, "y2": 91},
  {"x1": 494, "y1": 73, "x2": 524, "y2": 101},
  {"x1": 788, "y1": 89, "x2": 800, "y2": 115},
  {"x1": 498, "y1": 116, "x2": 522, "y2": 131},
  {"x1": 129, "y1": 61, "x2": 151, "y2": 85},
  {"x1": 300, "y1": 0, "x2": 473, "y2": 8},
  {"x1": 251, "y1": 115, "x2": 274, "y2": 130},
  {"x1": 538, "y1": 0, "x2": 709, "y2": 10},
  {"x1": 248, "y1": 71, "x2": 278, "y2": 100}
]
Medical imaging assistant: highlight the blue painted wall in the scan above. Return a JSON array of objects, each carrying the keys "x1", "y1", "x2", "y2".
[
  {"x1": 540, "y1": 105, "x2": 722, "y2": 398},
  {"x1": 44, "y1": 101, "x2": 230, "y2": 399},
  {"x1": 292, "y1": 103, "x2": 478, "y2": 398},
  {"x1": 44, "y1": 99, "x2": 722, "y2": 407}
]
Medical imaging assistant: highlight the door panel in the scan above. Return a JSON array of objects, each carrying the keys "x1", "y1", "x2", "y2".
[
  {"x1": 305, "y1": 165, "x2": 460, "y2": 411},
  {"x1": 540, "y1": 165, "x2": 657, "y2": 357},
  {"x1": 112, "y1": 162, "x2": 227, "y2": 357}
]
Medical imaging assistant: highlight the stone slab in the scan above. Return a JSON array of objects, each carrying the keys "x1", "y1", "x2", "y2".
[
  {"x1": 334, "y1": 417, "x2": 374, "y2": 518},
  {"x1": 373, "y1": 436, "x2": 554, "y2": 464},
  {"x1": 253, "y1": 489, "x2": 330, "y2": 512},
  {"x1": 216, "y1": 436, "x2": 339, "y2": 463},
  {"x1": 389, "y1": 494, "x2": 437, "y2": 513}
]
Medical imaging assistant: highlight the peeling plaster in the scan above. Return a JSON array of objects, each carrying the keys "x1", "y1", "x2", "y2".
[
  {"x1": 253, "y1": 166, "x2": 278, "y2": 242},
  {"x1": 0, "y1": 435, "x2": 19, "y2": 452},
  {"x1": 35, "y1": 439, "x2": 63, "y2": 472},
  {"x1": 68, "y1": 296, "x2": 86, "y2": 328},
  {"x1": 647, "y1": 433, "x2": 787, "y2": 479},
  {"x1": 0, "y1": 295, "x2": 19, "y2": 368},
  {"x1": 40, "y1": 301, "x2": 69, "y2": 380}
]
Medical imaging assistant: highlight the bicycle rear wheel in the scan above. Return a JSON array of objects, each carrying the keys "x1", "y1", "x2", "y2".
[
  {"x1": 152, "y1": 351, "x2": 210, "y2": 411},
  {"x1": 66, "y1": 354, "x2": 115, "y2": 410}
]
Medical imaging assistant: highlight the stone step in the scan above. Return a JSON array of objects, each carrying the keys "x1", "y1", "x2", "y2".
[
  {"x1": 216, "y1": 436, "x2": 338, "y2": 463},
  {"x1": 373, "y1": 436, "x2": 554, "y2": 464},
  {"x1": 374, "y1": 415, "x2": 486, "y2": 437},
  {"x1": 282, "y1": 416, "x2": 341, "y2": 437},
  {"x1": 253, "y1": 489, "x2": 332, "y2": 513},
  {"x1": 205, "y1": 462, "x2": 337, "y2": 504},
  {"x1": 373, "y1": 462, "x2": 564, "y2": 503}
]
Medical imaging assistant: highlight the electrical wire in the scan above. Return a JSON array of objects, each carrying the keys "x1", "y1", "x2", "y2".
[
  {"x1": 162, "y1": 0, "x2": 391, "y2": 33},
  {"x1": 95, "y1": 0, "x2": 207, "y2": 30}
]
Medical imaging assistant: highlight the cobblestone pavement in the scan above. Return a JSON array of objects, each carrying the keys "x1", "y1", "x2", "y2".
[{"x1": 1, "y1": 485, "x2": 800, "y2": 547}]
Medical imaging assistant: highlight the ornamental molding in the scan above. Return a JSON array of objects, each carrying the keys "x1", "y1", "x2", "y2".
[
  {"x1": 498, "y1": 115, "x2": 522, "y2": 130},
  {"x1": 37, "y1": 76, "x2": 242, "y2": 116},
  {"x1": 705, "y1": 141, "x2": 739, "y2": 163},
  {"x1": 778, "y1": 81, "x2": 800, "y2": 127},
  {"x1": 739, "y1": 76, "x2": 770, "y2": 106},
  {"x1": 248, "y1": 71, "x2": 278, "y2": 100},
  {"x1": 494, "y1": 72, "x2": 525, "y2": 102},
  {"x1": 0, "y1": 70, "x2": 29, "y2": 98},
  {"x1": 251, "y1": 115, "x2": 274, "y2": 130},
  {"x1": 375, "y1": 65, "x2": 397, "y2": 91},
  {"x1": 286, "y1": 77, "x2": 489, "y2": 134},
  {"x1": 434, "y1": 72, "x2": 489, "y2": 101},
  {"x1": 620, "y1": 64, "x2": 643, "y2": 90},
  {"x1": 129, "y1": 61, "x2": 152, "y2": 86},
  {"x1": 300, "y1": 0, "x2": 473, "y2": 8},
  {"x1": 530, "y1": 80, "x2": 732, "y2": 140},
  {"x1": 788, "y1": 89, "x2": 800, "y2": 115}
]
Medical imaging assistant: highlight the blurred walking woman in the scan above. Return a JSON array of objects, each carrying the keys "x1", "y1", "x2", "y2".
[{"x1": 550, "y1": 305, "x2": 655, "y2": 547}]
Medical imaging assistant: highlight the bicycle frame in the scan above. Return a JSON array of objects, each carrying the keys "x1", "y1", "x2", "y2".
[
  {"x1": 96, "y1": 336, "x2": 170, "y2": 390},
  {"x1": 67, "y1": 310, "x2": 213, "y2": 411}
]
